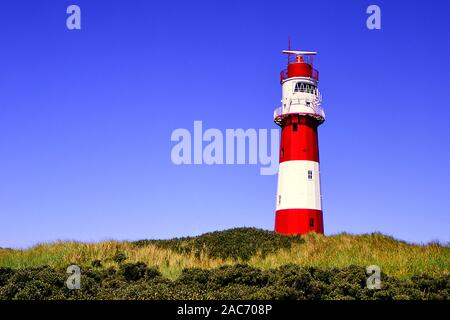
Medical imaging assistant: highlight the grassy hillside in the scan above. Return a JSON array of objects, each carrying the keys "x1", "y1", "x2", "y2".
[{"x1": 1, "y1": 228, "x2": 448, "y2": 280}]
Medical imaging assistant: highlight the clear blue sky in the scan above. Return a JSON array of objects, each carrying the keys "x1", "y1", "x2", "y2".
[{"x1": 1, "y1": 0, "x2": 449, "y2": 248}]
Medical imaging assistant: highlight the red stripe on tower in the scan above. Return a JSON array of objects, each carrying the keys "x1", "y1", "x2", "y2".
[{"x1": 274, "y1": 47, "x2": 325, "y2": 235}]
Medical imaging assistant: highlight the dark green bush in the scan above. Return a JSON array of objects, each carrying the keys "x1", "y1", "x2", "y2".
[
  {"x1": 112, "y1": 251, "x2": 127, "y2": 264},
  {"x1": 411, "y1": 274, "x2": 450, "y2": 298},
  {"x1": 0, "y1": 266, "x2": 67, "y2": 300},
  {"x1": 177, "y1": 267, "x2": 211, "y2": 286},
  {"x1": 119, "y1": 262, "x2": 160, "y2": 282},
  {"x1": 209, "y1": 264, "x2": 268, "y2": 288},
  {"x1": 0, "y1": 268, "x2": 13, "y2": 287},
  {"x1": 0, "y1": 263, "x2": 448, "y2": 300},
  {"x1": 133, "y1": 227, "x2": 304, "y2": 261},
  {"x1": 203, "y1": 284, "x2": 262, "y2": 300}
]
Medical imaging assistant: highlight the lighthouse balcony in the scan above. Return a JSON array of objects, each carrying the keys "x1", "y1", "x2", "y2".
[{"x1": 274, "y1": 99, "x2": 325, "y2": 125}]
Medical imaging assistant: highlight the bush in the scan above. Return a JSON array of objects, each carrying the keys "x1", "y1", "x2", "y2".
[
  {"x1": 133, "y1": 228, "x2": 304, "y2": 261},
  {"x1": 0, "y1": 264, "x2": 448, "y2": 300},
  {"x1": 177, "y1": 268, "x2": 211, "y2": 286},
  {"x1": 209, "y1": 264, "x2": 268, "y2": 288},
  {"x1": 0, "y1": 268, "x2": 13, "y2": 287},
  {"x1": 119, "y1": 262, "x2": 160, "y2": 282},
  {"x1": 0, "y1": 266, "x2": 67, "y2": 300},
  {"x1": 112, "y1": 252, "x2": 127, "y2": 264}
]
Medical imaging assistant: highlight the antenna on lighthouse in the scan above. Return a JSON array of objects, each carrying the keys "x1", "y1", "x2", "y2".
[{"x1": 287, "y1": 34, "x2": 291, "y2": 65}]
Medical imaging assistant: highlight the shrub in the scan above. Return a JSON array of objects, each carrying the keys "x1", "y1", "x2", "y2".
[
  {"x1": 209, "y1": 264, "x2": 268, "y2": 288},
  {"x1": 119, "y1": 262, "x2": 161, "y2": 282},
  {"x1": 177, "y1": 268, "x2": 211, "y2": 286},
  {"x1": 0, "y1": 264, "x2": 448, "y2": 300},
  {"x1": 112, "y1": 252, "x2": 127, "y2": 264},
  {"x1": 0, "y1": 268, "x2": 13, "y2": 287},
  {"x1": 204, "y1": 284, "x2": 262, "y2": 300},
  {"x1": 0, "y1": 266, "x2": 67, "y2": 300},
  {"x1": 133, "y1": 227, "x2": 304, "y2": 261}
]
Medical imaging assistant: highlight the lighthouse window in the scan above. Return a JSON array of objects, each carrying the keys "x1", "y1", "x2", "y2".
[
  {"x1": 309, "y1": 218, "x2": 315, "y2": 228},
  {"x1": 293, "y1": 123, "x2": 298, "y2": 132},
  {"x1": 294, "y1": 83, "x2": 304, "y2": 92},
  {"x1": 294, "y1": 82, "x2": 316, "y2": 93},
  {"x1": 308, "y1": 170, "x2": 313, "y2": 180}
]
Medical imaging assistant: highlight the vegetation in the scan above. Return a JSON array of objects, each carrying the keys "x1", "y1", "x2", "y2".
[
  {"x1": 0, "y1": 263, "x2": 448, "y2": 300},
  {"x1": 0, "y1": 228, "x2": 449, "y2": 299},
  {"x1": 132, "y1": 227, "x2": 304, "y2": 261}
]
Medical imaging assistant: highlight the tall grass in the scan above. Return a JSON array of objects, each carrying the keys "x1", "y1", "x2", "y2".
[
  {"x1": 1, "y1": 230, "x2": 448, "y2": 280},
  {"x1": 250, "y1": 232, "x2": 450, "y2": 279},
  {"x1": 0, "y1": 241, "x2": 233, "y2": 280}
]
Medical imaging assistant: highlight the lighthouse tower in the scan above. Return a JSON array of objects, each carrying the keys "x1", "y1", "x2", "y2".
[{"x1": 274, "y1": 48, "x2": 325, "y2": 235}]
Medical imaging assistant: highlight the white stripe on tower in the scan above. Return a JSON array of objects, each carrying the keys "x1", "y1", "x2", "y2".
[{"x1": 276, "y1": 160, "x2": 321, "y2": 211}]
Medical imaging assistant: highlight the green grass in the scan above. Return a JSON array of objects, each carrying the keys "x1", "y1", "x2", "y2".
[{"x1": 1, "y1": 228, "x2": 449, "y2": 280}]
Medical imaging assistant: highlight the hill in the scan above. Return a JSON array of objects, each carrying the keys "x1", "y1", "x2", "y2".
[{"x1": 0, "y1": 228, "x2": 449, "y2": 299}]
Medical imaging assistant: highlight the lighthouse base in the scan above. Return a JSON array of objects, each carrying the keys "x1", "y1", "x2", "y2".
[{"x1": 275, "y1": 209, "x2": 323, "y2": 235}]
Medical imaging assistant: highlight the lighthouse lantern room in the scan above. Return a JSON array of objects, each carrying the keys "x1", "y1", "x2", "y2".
[{"x1": 274, "y1": 48, "x2": 325, "y2": 235}]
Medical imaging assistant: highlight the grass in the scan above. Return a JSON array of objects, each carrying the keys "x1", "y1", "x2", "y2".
[
  {"x1": 0, "y1": 241, "x2": 234, "y2": 280},
  {"x1": 0, "y1": 229, "x2": 448, "y2": 280},
  {"x1": 250, "y1": 232, "x2": 449, "y2": 279}
]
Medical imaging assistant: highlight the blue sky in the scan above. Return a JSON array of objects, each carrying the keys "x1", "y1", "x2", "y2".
[{"x1": 1, "y1": 0, "x2": 449, "y2": 248}]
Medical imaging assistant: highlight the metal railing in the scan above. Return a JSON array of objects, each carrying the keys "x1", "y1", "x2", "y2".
[
  {"x1": 287, "y1": 54, "x2": 315, "y2": 65},
  {"x1": 273, "y1": 95, "x2": 325, "y2": 122}
]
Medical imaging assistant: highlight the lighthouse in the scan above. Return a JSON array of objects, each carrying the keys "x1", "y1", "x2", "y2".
[{"x1": 274, "y1": 48, "x2": 325, "y2": 235}]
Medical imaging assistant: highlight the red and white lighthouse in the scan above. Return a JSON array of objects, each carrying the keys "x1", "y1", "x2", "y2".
[{"x1": 274, "y1": 48, "x2": 325, "y2": 235}]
